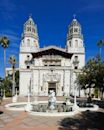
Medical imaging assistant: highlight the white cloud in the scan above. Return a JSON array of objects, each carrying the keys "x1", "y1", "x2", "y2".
[
  {"x1": 0, "y1": 0, "x2": 16, "y2": 11},
  {"x1": 77, "y1": 3, "x2": 104, "y2": 14},
  {"x1": 0, "y1": 0, "x2": 18, "y2": 20}
]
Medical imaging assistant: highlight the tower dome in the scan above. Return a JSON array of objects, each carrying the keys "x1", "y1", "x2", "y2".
[
  {"x1": 20, "y1": 16, "x2": 39, "y2": 52},
  {"x1": 66, "y1": 16, "x2": 85, "y2": 69},
  {"x1": 66, "y1": 16, "x2": 85, "y2": 53},
  {"x1": 22, "y1": 15, "x2": 39, "y2": 40},
  {"x1": 67, "y1": 16, "x2": 83, "y2": 41},
  {"x1": 70, "y1": 18, "x2": 80, "y2": 27}
]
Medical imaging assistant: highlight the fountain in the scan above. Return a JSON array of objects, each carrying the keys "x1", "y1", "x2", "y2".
[{"x1": 5, "y1": 91, "x2": 99, "y2": 116}]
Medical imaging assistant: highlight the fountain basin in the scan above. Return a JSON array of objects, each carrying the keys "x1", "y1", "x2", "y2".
[
  {"x1": 5, "y1": 101, "x2": 64, "y2": 111},
  {"x1": 5, "y1": 102, "x2": 78, "y2": 117},
  {"x1": 5, "y1": 102, "x2": 27, "y2": 111},
  {"x1": 78, "y1": 105, "x2": 99, "y2": 111},
  {"x1": 29, "y1": 110, "x2": 79, "y2": 117},
  {"x1": 5, "y1": 101, "x2": 99, "y2": 116}
]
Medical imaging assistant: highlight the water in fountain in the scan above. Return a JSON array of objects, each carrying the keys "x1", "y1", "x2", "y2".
[{"x1": 5, "y1": 93, "x2": 99, "y2": 116}]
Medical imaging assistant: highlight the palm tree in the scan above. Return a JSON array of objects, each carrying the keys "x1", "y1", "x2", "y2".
[
  {"x1": 97, "y1": 40, "x2": 104, "y2": 60},
  {"x1": 9, "y1": 55, "x2": 16, "y2": 96},
  {"x1": 0, "y1": 36, "x2": 10, "y2": 78},
  {"x1": 0, "y1": 36, "x2": 10, "y2": 98}
]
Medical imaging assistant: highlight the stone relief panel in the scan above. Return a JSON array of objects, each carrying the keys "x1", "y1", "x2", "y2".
[{"x1": 43, "y1": 73, "x2": 61, "y2": 82}]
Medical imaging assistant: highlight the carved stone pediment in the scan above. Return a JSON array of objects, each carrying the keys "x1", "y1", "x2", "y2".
[{"x1": 43, "y1": 73, "x2": 61, "y2": 82}]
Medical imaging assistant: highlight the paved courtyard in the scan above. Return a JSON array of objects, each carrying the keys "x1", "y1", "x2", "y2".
[
  {"x1": 0, "y1": 98, "x2": 104, "y2": 130},
  {"x1": 0, "y1": 98, "x2": 60, "y2": 130}
]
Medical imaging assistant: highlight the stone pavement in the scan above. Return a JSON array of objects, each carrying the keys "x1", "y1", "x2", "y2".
[
  {"x1": 0, "y1": 97, "x2": 104, "y2": 130},
  {"x1": 0, "y1": 98, "x2": 64, "y2": 130}
]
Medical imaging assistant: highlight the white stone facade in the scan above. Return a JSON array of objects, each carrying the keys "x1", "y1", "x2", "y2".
[{"x1": 19, "y1": 16, "x2": 85, "y2": 97}]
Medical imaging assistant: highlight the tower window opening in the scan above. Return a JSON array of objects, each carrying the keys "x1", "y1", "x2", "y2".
[
  {"x1": 27, "y1": 55, "x2": 30, "y2": 60},
  {"x1": 70, "y1": 28, "x2": 73, "y2": 34},
  {"x1": 75, "y1": 56, "x2": 78, "y2": 60},
  {"x1": 75, "y1": 66, "x2": 78, "y2": 69},
  {"x1": 27, "y1": 66, "x2": 30, "y2": 69},
  {"x1": 62, "y1": 86, "x2": 64, "y2": 91},
  {"x1": 73, "y1": 56, "x2": 79, "y2": 69},
  {"x1": 29, "y1": 27, "x2": 31, "y2": 31},
  {"x1": 41, "y1": 86, "x2": 43, "y2": 91},
  {"x1": 74, "y1": 28, "x2": 78, "y2": 32},
  {"x1": 27, "y1": 27, "x2": 29, "y2": 31},
  {"x1": 27, "y1": 39, "x2": 30, "y2": 46},
  {"x1": 75, "y1": 40, "x2": 78, "y2": 47},
  {"x1": 27, "y1": 55, "x2": 29, "y2": 57},
  {"x1": 27, "y1": 27, "x2": 31, "y2": 31},
  {"x1": 69, "y1": 41, "x2": 71, "y2": 47}
]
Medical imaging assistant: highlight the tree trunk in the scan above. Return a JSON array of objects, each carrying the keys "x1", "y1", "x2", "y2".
[
  {"x1": 79, "y1": 87, "x2": 81, "y2": 97},
  {"x1": 12, "y1": 66, "x2": 15, "y2": 96},
  {"x1": 100, "y1": 89, "x2": 103, "y2": 100},
  {"x1": 100, "y1": 47, "x2": 102, "y2": 60},
  {"x1": 3, "y1": 48, "x2": 6, "y2": 98},
  {"x1": 4, "y1": 48, "x2": 6, "y2": 78},
  {"x1": 89, "y1": 88, "x2": 91, "y2": 96}
]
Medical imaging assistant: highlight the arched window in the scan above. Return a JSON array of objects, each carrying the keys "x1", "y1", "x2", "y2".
[
  {"x1": 27, "y1": 27, "x2": 29, "y2": 31},
  {"x1": 75, "y1": 40, "x2": 78, "y2": 47},
  {"x1": 27, "y1": 27, "x2": 31, "y2": 32},
  {"x1": 75, "y1": 56, "x2": 78, "y2": 61},
  {"x1": 29, "y1": 27, "x2": 31, "y2": 31},
  {"x1": 74, "y1": 28, "x2": 78, "y2": 32},
  {"x1": 73, "y1": 56, "x2": 79, "y2": 69},
  {"x1": 70, "y1": 28, "x2": 73, "y2": 34},
  {"x1": 27, "y1": 39, "x2": 30, "y2": 46}
]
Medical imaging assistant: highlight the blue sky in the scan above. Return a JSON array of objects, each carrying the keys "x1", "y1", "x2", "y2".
[{"x1": 0, "y1": 0, "x2": 104, "y2": 77}]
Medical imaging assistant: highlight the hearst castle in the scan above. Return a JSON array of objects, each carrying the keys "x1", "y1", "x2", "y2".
[{"x1": 7, "y1": 16, "x2": 85, "y2": 97}]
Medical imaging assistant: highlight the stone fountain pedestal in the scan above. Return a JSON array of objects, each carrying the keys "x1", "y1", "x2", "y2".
[
  {"x1": 72, "y1": 103, "x2": 79, "y2": 111},
  {"x1": 25, "y1": 92, "x2": 32, "y2": 112},
  {"x1": 25, "y1": 103, "x2": 32, "y2": 112}
]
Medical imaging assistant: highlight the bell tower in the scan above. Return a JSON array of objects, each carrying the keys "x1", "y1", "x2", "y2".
[
  {"x1": 66, "y1": 16, "x2": 85, "y2": 69},
  {"x1": 66, "y1": 16, "x2": 84, "y2": 54},
  {"x1": 20, "y1": 15, "x2": 39, "y2": 52}
]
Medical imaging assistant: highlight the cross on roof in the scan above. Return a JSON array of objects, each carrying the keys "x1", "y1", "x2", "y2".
[
  {"x1": 29, "y1": 13, "x2": 32, "y2": 18},
  {"x1": 73, "y1": 14, "x2": 76, "y2": 19}
]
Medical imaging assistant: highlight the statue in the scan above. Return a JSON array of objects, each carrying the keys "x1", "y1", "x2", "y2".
[{"x1": 48, "y1": 90, "x2": 56, "y2": 111}]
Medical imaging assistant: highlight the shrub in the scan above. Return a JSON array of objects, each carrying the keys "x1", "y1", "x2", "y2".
[
  {"x1": 94, "y1": 87, "x2": 98, "y2": 98},
  {"x1": 5, "y1": 91, "x2": 12, "y2": 97}
]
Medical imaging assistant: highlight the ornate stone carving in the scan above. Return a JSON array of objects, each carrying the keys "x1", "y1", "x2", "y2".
[{"x1": 43, "y1": 73, "x2": 61, "y2": 82}]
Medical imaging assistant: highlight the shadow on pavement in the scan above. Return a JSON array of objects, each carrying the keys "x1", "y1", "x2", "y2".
[
  {"x1": 0, "y1": 111, "x2": 3, "y2": 114},
  {"x1": 58, "y1": 110, "x2": 104, "y2": 130},
  {"x1": 93, "y1": 100, "x2": 104, "y2": 108}
]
